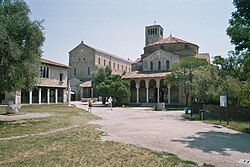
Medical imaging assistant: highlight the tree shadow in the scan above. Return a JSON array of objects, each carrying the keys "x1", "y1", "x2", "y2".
[{"x1": 172, "y1": 131, "x2": 250, "y2": 155}]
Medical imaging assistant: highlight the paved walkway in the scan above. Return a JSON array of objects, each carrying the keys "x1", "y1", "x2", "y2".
[{"x1": 74, "y1": 101, "x2": 250, "y2": 167}]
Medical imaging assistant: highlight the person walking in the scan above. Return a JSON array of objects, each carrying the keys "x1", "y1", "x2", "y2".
[
  {"x1": 108, "y1": 97, "x2": 113, "y2": 110},
  {"x1": 88, "y1": 98, "x2": 93, "y2": 112}
]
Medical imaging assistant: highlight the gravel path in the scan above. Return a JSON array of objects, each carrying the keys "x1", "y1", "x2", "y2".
[{"x1": 74, "y1": 101, "x2": 250, "y2": 167}]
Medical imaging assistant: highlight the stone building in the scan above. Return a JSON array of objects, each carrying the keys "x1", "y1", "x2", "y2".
[
  {"x1": 0, "y1": 58, "x2": 69, "y2": 104},
  {"x1": 68, "y1": 41, "x2": 132, "y2": 100},
  {"x1": 123, "y1": 24, "x2": 209, "y2": 105}
]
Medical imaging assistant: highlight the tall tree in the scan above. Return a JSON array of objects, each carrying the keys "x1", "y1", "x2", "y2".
[
  {"x1": 226, "y1": 0, "x2": 250, "y2": 82},
  {"x1": 0, "y1": 0, "x2": 44, "y2": 92},
  {"x1": 227, "y1": 0, "x2": 250, "y2": 53},
  {"x1": 164, "y1": 56, "x2": 208, "y2": 107}
]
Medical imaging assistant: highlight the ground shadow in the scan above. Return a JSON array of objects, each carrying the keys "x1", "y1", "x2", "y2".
[{"x1": 172, "y1": 131, "x2": 250, "y2": 155}]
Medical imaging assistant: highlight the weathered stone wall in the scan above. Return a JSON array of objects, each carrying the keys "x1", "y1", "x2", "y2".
[
  {"x1": 69, "y1": 43, "x2": 95, "y2": 81},
  {"x1": 143, "y1": 50, "x2": 180, "y2": 71}
]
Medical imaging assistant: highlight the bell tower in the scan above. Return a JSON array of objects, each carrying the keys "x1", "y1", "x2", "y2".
[{"x1": 145, "y1": 24, "x2": 164, "y2": 46}]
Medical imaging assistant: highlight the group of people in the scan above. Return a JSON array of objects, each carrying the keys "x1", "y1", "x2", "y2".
[{"x1": 87, "y1": 96, "x2": 113, "y2": 112}]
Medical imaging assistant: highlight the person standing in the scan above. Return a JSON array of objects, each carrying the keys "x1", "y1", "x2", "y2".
[
  {"x1": 108, "y1": 97, "x2": 113, "y2": 110},
  {"x1": 88, "y1": 98, "x2": 93, "y2": 112}
]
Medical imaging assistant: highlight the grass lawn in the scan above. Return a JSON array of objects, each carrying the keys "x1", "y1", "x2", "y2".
[
  {"x1": 0, "y1": 104, "x2": 213, "y2": 167},
  {"x1": 183, "y1": 114, "x2": 250, "y2": 134}
]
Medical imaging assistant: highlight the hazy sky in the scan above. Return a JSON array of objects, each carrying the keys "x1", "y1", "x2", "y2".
[{"x1": 25, "y1": 0, "x2": 235, "y2": 65}]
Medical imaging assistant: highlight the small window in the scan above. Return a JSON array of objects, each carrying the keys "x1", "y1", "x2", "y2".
[
  {"x1": 113, "y1": 62, "x2": 115, "y2": 69},
  {"x1": 122, "y1": 65, "x2": 124, "y2": 71},
  {"x1": 117, "y1": 64, "x2": 119, "y2": 70},
  {"x1": 60, "y1": 73, "x2": 63, "y2": 81},
  {"x1": 166, "y1": 60, "x2": 170, "y2": 70},
  {"x1": 125, "y1": 66, "x2": 127, "y2": 71},
  {"x1": 104, "y1": 59, "x2": 106, "y2": 66},
  {"x1": 74, "y1": 68, "x2": 77, "y2": 76},
  {"x1": 158, "y1": 61, "x2": 161, "y2": 70},
  {"x1": 88, "y1": 67, "x2": 90, "y2": 75},
  {"x1": 98, "y1": 58, "x2": 100, "y2": 65},
  {"x1": 46, "y1": 67, "x2": 49, "y2": 78},
  {"x1": 150, "y1": 61, "x2": 153, "y2": 70}
]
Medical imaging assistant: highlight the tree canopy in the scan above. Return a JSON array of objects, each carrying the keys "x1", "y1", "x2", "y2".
[
  {"x1": 92, "y1": 66, "x2": 130, "y2": 105},
  {"x1": 164, "y1": 56, "x2": 208, "y2": 107},
  {"x1": 227, "y1": 0, "x2": 250, "y2": 53},
  {"x1": 0, "y1": 0, "x2": 45, "y2": 92}
]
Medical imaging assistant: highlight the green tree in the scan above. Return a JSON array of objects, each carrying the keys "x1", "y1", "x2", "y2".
[
  {"x1": 226, "y1": 0, "x2": 250, "y2": 82},
  {"x1": 191, "y1": 65, "x2": 220, "y2": 104},
  {"x1": 227, "y1": 0, "x2": 250, "y2": 53},
  {"x1": 0, "y1": 0, "x2": 45, "y2": 92},
  {"x1": 164, "y1": 56, "x2": 208, "y2": 107},
  {"x1": 95, "y1": 75, "x2": 130, "y2": 106}
]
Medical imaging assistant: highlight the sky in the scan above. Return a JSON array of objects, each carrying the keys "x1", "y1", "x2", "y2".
[{"x1": 25, "y1": 0, "x2": 235, "y2": 65}]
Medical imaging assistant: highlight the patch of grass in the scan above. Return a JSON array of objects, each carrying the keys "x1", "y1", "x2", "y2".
[
  {"x1": 0, "y1": 104, "x2": 211, "y2": 166},
  {"x1": 183, "y1": 114, "x2": 250, "y2": 134}
]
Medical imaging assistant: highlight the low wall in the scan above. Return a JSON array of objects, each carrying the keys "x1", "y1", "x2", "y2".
[{"x1": 201, "y1": 104, "x2": 250, "y2": 121}]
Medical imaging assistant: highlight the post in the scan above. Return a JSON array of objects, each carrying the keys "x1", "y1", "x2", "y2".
[{"x1": 68, "y1": 83, "x2": 71, "y2": 107}]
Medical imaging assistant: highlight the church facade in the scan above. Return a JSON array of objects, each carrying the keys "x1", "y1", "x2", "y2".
[
  {"x1": 123, "y1": 24, "x2": 209, "y2": 105},
  {"x1": 68, "y1": 41, "x2": 132, "y2": 100}
]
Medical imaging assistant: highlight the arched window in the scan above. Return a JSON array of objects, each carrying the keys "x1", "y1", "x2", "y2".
[
  {"x1": 166, "y1": 60, "x2": 170, "y2": 70},
  {"x1": 150, "y1": 61, "x2": 153, "y2": 70},
  {"x1": 158, "y1": 61, "x2": 161, "y2": 70}
]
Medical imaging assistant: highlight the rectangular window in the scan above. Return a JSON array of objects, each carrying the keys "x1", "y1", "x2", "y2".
[
  {"x1": 46, "y1": 67, "x2": 49, "y2": 78},
  {"x1": 40, "y1": 66, "x2": 43, "y2": 78},
  {"x1": 113, "y1": 62, "x2": 115, "y2": 69},
  {"x1": 104, "y1": 59, "x2": 106, "y2": 66},
  {"x1": 60, "y1": 73, "x2": 63, "y2": 81},
  {"x1": 74, "y1": 68, "x2": 77, "y2": 76},
  {"x1": 98, "y1": 58, "x2": 100, "y2": 65},
  {"x1": 88, "y1": 67, "x2": 90, "y2": 75}
]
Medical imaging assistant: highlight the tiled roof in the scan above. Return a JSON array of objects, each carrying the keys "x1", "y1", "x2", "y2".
[
  {"x1": 195, "y1": 53, "x2": 210, "y2": 63},
  {"x1": 132, "y1": 58, "x2": 141, "y2": 64},
  {"x1": 95, "y1": 48, "x2": 132, "y2": 63},
  {"x1": 147, "y1": 35, "x2": 198, "y2": 47},
  {"x1": 41, "y1": 58, "x2": 69, "y2": 68},
  {"x1": 79, "y1": 80, "x2": 92, "y2": 88},
  {"x1": 122, "y1": 71, "x2": 171, "y2": 79}
]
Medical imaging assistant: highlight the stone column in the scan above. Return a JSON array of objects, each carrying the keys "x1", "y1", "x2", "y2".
[
  {"x1": 136, "y1": 81, "x2": 140, "y2": 103},
  {"x1": 39, "y1": 88, "x2": 42, "y2": 104},
  {"x1": 145, "y1": 80, "x2": 149, "y2": 103},
  {"x1": 29, "y1": 91, "x2": 32, "y2": 104},
  {"x1": 55, "y1": 89, "x2": 58, "y2": 103},
  {"x1": 47, "y1": 88, "x2": 50, "y2": 104},
  {"x1": 156, "y1": 79, "x2": 160, "y2": 103},
  {"x1": 168, "y1": 84, "x2": 171, "y2": 104}
]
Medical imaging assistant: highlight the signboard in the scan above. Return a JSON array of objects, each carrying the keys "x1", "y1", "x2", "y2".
[{"x1": 220, "y1": 96, "x2": 227, "y2": 107}]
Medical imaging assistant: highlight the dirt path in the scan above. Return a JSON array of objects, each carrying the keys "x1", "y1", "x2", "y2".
[{"x1": 74, "y1": 101, "x2": 250, "y2": 167}]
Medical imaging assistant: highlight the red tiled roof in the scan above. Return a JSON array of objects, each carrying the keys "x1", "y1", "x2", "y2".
[
  {"x1": 147, "y1": 35, "x2": 198, "y2": 47},
  {"x1": 41, "y1": 58, "x2": 69, "y2": 68},
  {"x1": 79, "y1": 81, "x2": 92, "y2": 87},
  {"x1": 122, "y1": 71, "x2": 171, "y2": 79}
]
